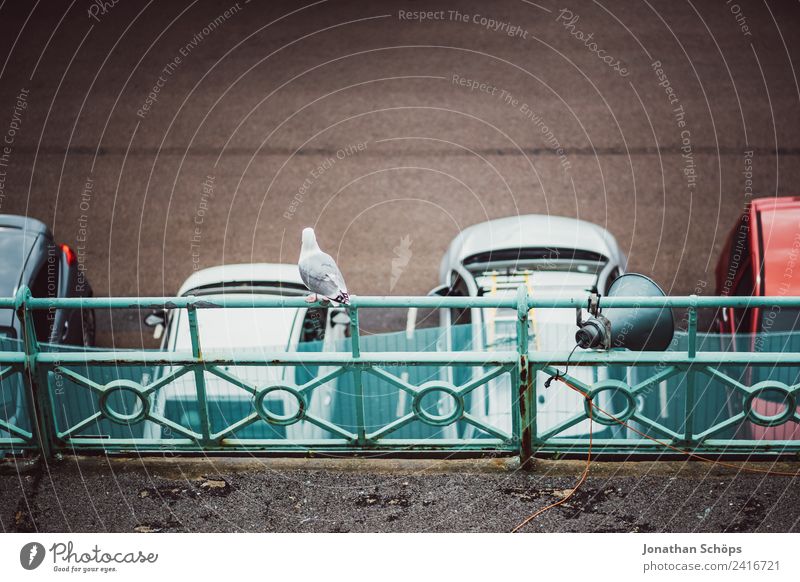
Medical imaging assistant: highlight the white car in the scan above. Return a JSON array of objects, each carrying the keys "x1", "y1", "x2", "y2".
[
  {"x1": 428, "y1": 215, "x2": 627, "y2": 439},
  {"x1": 144, "y1": 264, "x2": 348, "y2": 441}
]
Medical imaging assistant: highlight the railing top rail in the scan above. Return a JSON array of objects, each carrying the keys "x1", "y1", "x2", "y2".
[
  {"x1": 0, "y1": 349, "x2": 789, "y2": 366},
  {"x1": 4, "y1": 293, "x2": 800, "y2": 310}
]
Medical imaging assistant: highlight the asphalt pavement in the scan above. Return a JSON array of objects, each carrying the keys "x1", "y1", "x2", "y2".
[{"x1": 2, "y1": 456, "x2": 800, "y2": 533}]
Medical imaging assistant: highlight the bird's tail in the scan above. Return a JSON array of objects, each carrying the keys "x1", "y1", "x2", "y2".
[{"x1": 334, "y1": 292, "x2": 350, "y2": 305}]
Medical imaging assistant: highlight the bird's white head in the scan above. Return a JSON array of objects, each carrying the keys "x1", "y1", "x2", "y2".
[{"x1": 301, "y1": 227, "x2": 319, "y2": 256}]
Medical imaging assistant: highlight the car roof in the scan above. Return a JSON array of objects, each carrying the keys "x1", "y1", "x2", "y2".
[
  {"x1": 177, "y1": 263, "x2": 305, "y2": 296},
  {"x1": 751, "y1": 196, "x2": 800, "y2": 213},
  {"x1": 445, "y1": 215, "x2": 624, "y2": 267},
  {"x1": 0, "y1": 214, "x2": 51, "y2": 235}
]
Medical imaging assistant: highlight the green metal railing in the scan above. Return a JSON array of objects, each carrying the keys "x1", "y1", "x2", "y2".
[{"x1": 1, "y1": 285, "x2": 800, "y2": 461}]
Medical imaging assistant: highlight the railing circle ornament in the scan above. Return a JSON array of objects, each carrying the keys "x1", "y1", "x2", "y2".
[
  {"x1": 412, "y1": 382, "x2": 464, "y2": 426},
  {"x1": 254, "y1": 385, "x2": 306, "y2": 426},
  {"x1": 584, "y1": 380, "x2": 637, "y2": 426},
  {"x1": 99, "y1": 380, "x2": 149, "y2": 424},
  {"x1": 744, "y1": 381, "x2": 796, "y2": 427}
]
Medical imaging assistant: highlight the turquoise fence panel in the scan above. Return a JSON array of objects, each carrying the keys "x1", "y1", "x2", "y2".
[
  {"x1": 746, "y1": 331, "x2": 800, "y2": 441},
  {"x1": 529, "y1": 332, "x2": 800, "y2": 454},
  {"x1": 184, "y1": 325, "x2": 515, "y2": 445},
  {"x1": 42, "y1": 343, "x2": 153, "y2": 443},
  {"x1": 348, "y1": 325, "x2": 506, "y2": 442},
  {"x1": 605, "y1": 332, "x2": 745, "y2": 446},
  {"x1": 0, "y1": 337, "x2": 30, "y2": 453}
]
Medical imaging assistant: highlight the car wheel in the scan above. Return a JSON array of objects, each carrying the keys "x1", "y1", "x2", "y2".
[{"x1": 81, "y1": 308, "x2": 96, "y2": 347}]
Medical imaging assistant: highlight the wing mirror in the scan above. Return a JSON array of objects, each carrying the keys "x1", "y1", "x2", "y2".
[{"x1": 143, "y1": 310, "x2": 166, "y2": 340}]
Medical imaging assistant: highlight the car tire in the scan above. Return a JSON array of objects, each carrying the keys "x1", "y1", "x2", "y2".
[{"x1": 81, "y1": 308, "x2": 96, "y2": 347}]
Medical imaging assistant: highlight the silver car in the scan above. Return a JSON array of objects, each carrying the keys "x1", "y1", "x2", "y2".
[
  {"x1": 428, "y1": 215, "x2": 627, "y2": 438},
  {"x1": 143, "y1": 263, "x2": 349, "y2": 441}
]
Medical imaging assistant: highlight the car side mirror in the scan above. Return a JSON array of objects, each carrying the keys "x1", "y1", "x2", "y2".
[
  {"x1": 427, "y1": 284, "x2": 452, "y2": 297},
  {"x1": 144, "y1": 310, "x2": 166, "y2": 340},
  {"x1": 144, "y1": 311, "x2": 165, "y2": 327}
]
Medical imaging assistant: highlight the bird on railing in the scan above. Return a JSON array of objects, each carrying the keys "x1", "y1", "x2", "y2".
[{"x1": 298, "y1": 227, "x2": 350, "y2": 305}]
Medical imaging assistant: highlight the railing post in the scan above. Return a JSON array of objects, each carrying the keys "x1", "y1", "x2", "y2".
[
  {"x1": 516, "y1": 286, "x2": 534, "y2": 468},
  {"x1": 349, "y1": 306, "x2": 367, "y2": 446},
  {"x1": 14, "y1": 285, "x2": 55, "y2": 458},
  {"x1": 187, "y1": 304, "x2": 211, "y2": 445},
  {"x1": 683, "y1": 295, "x2": 698, "y2": 447}
]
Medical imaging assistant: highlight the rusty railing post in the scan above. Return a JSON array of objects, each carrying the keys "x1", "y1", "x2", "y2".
[{"x1": 516, "y1": 286, "x2": 534, "y2": 468}]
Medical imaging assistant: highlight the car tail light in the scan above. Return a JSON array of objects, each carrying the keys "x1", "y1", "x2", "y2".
[{"x1": 60, "y1": 243, "x2": 76, "y2": 266}]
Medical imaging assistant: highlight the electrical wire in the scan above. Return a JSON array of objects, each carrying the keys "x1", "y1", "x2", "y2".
[
  {"x1": 512, "y1": 373, "x2": 800, "y2": 532},
  {"x1": 511, "y1": 393, "x2": 593, "y2": 532},
  {"x1": 543, "y1": 342, "x2": 580, "y2": 389}
]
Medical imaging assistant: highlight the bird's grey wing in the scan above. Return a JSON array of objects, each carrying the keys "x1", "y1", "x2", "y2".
[
  {"x1": 320, "y1": 252, "x2": 348, "y2": 293},
  {"x1": 298, "y1": 262, "x2": 313, "y2": 289},
  {"x1": 300, "y1": 252, "x2": 347, "y2": 298}
]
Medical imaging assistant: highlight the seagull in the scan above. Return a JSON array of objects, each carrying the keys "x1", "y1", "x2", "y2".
[{"x1": 298, "y1": 227, "x2": 350, "y2": 305}]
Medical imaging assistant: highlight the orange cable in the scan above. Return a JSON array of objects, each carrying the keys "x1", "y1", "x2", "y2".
[
  {"x1": 512, "y1": 393, "x2": 593, "y2": 533},
  {"x1": 512, "y1": 376, "x2": 800, "y2": 532}
]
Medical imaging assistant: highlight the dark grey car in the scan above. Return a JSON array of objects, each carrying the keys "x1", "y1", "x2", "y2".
[{"x1": 0, "y1": 214, "x2": 94, "y2": 346}]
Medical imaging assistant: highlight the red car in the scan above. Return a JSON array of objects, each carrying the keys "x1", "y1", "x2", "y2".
[{"x1": 715, "y1": 196, "x2": 800, "y2": 440}]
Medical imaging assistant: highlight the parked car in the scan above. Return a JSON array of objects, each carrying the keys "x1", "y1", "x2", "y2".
[
  {"x1": 0, "y1": 214, "x2": 95, "y2": 449},
  {"x1": 0, "y1": 214, "x2": 94, "y2": 345},
  {"x1": 715, "y1": 196, "x2": 800, "y2": 440},
  {"x1": 143, "y1": 264, "x2": 349, "y2": 440},
  {"x1": 428, "y1": 214, "x2": 627, "y2": 438},
  {"x1": 716, "y1": 196, "x2": 800, "y2": 334}
]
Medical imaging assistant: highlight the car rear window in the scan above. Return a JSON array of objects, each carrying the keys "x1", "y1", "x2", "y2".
[
  {"x1": 186, "y1": 281, "x2": 307, "y2": 296},
  {"x1": 463, "y1": 247, "x2": 608, "y2": 276},
  {"x1": 463, "y1": 247, "x2": 607, "y2": 266}
]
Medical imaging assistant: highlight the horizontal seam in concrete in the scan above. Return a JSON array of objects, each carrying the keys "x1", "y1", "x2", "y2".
[{"x1": 14, "y1": 146, "x2": 800, "y2": 157}]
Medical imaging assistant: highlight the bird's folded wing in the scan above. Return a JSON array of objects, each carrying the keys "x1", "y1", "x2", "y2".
[{"x1": 300, "y1": 252, "x2": 348, "y2": 298}]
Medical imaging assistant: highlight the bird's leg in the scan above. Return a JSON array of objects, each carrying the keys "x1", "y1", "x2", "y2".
[{"x1": 305, "y1": 294, "x2": 332, "y2": 306}]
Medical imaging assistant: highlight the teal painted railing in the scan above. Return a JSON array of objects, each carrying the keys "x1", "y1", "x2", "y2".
[{"x1": 1, "y1": 286, "x2": 799, "y2": 460}]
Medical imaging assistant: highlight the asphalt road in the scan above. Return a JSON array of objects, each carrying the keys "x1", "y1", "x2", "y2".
[
  {"x1": 1, "y1": 0, "x2": 799, "y2": 342},
  {"x1": 3, "y1": 456, "x2": 800, "y2": 533},
  {"x1": 1, "y1": 1, "x2": 800, "y2": 535}
]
